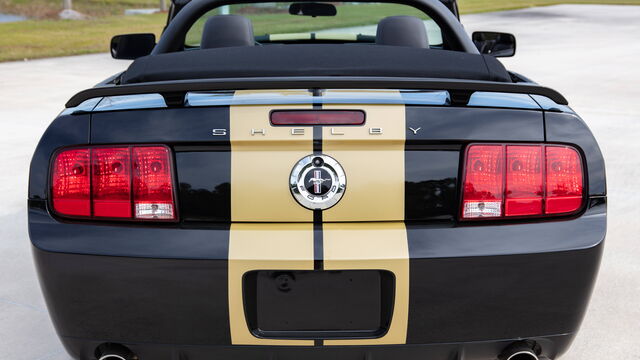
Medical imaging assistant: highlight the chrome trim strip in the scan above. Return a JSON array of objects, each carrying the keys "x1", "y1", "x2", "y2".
[
  {"x1": 93, "y1": 94, "x2": 167, "y2": 112},
  {"x1": 186, "y1": 90, "x2": 308, "y2": 106},
  {"x1": 467, "y1": 92, "x2": 541, "y2": 110},
  {"x1": 399, "y1": 90, "x2": 450, "y2": 105},
  {"x1": 186, "y1": 89, "x2": 450, "y2": 107}
]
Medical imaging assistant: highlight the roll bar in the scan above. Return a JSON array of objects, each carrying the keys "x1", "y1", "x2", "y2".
[{"x1": 152, "y1": 0, "x2": 479, "y2": 54}]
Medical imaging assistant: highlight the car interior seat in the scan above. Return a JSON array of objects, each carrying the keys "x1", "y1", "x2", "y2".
[
  {"x1": 200, "y1": 15, "x2": 255, "y2": 48},
  {"x1": 375, "y1": 15, "x2": 429, "y2": 48}
]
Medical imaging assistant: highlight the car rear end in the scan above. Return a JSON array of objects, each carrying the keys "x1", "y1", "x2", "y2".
[{"x1": 29, "y1": 88, "x2": 605, "y2": 360}]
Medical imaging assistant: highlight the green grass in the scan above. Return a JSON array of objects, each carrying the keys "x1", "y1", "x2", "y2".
[
  {"x1": 1, "y1": 0, "x2": 640, "y2": 62},
  {"x1": 0, "y1": 13, "x2": 165, "y2": 61},
  {"x1": 0, "y1": 0, "x2": 158, "y2": 18}
]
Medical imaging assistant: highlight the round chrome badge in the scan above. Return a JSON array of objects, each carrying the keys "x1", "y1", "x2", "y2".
[{"x1": 290, "y1": 154, "x2": 346, "y2": 210}]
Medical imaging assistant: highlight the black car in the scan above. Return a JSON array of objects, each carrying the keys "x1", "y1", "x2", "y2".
[{"x1": 28, "y1": 0, "x2": 606, "y2": 359}]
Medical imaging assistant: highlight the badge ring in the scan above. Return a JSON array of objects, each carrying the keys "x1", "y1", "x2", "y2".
[{"x1": 289, "y1": 154, "x2": 346, "y2": 210}]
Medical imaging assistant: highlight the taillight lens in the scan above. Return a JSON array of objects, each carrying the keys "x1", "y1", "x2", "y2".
[
  {"x1": 51, "y1": 145, "x2": 176, "y2": 221},
  {"x1": 505, "y1": 145, "x2": 543, "y2": 216},
  {"x1": 132, "y1": 147, "x2": 175, "y2": 220},
  {"x1": 92, "y1": 147, "x2": 131, "y2": 218},
  {"x1": 51, "y1": 149, "x2": 90, "y2": 217},
  {"x1": 461, "y1": 143, "x2": 584, "y2": 219},
  {"x1": 545, "y1": 146, "x2": 583, "y2": 214},
  {"x1": 462, "y1": 145, "x2": 503, "y2": 218}
]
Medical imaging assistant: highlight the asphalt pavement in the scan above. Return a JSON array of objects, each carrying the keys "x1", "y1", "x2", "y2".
[{"x1": 0, "y1": 5, "x2": 638, "y2": 360}]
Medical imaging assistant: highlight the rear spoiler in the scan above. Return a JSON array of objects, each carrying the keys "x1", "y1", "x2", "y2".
[{"x1": 66, "y1": 76, "x2": 568, "y2": 108}]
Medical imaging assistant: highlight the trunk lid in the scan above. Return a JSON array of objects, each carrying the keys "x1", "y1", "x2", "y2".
[{"x1": 89, "y1": 89, "x2": 544, "y2": 223}]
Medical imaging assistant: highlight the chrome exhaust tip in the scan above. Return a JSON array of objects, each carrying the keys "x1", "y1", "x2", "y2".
[
  {"x1": 95, "y1": 343, "x2": 136, "y2": 360},
  {"x1": 98, "y1": 355, "x2": 127, "y2": 360},
  {"x1": 500, "y1": 341, "x2": 540, "y2": 360},
  {"x1": 505, "y1": 350, "x2": 539, "y2": 360}
]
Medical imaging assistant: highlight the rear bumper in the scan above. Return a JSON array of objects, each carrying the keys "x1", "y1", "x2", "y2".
[
  {"x1": 29, "y1": 198, "x2": 606, "y2": 360},
  {"x1": 58, "y1": 335, "x2": 575, "y2": 360}
]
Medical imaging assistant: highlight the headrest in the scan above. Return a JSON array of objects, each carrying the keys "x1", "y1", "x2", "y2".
[
  {"x1": 200, "y1": 15, "x2": 255, "y2": 49},
  {"x1": 375, "y1": 16, "x2": 429, "y2": 48}
]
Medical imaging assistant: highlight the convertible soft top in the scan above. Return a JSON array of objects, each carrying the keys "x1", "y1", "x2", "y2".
[{"x1": 120, "y1": 45, "x2": 512, "y2": 84}]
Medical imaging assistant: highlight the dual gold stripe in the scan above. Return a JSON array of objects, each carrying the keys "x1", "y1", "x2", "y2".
[
  {"x1": 230, "y1": 96, "x2": 313, "y2": 222},
  {"x1": 323, "y1": 223, "x2": 409, "y2": 345},
  {"x1": 228, "y1": 90, "x2": 408, "y2": 346},
  {"x1": 228, "y1": 223, "x2": 315, "y2": 346},
  {"x1": 322, "y1": 102, "x2": 405, "y2": 222}
]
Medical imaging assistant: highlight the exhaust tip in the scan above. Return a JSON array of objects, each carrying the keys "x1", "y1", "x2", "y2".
[
  {"x1": 500, "y1": 341, "x2": 540, "y2": 360},
  {"x1": 95, "y1": 343, "x2": 136, "y2": 360},
  {"x1": 98, "y1": 356, "x2": 127, "y2": 360},
  {"x1": 505, "y1": 350, "x2": 539, "y2": 360}
]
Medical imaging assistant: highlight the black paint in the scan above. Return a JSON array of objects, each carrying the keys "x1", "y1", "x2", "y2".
[
  {"x1": 405, "y1": 149, "x2": 460, "y2": 221},
  {"x1": 33, "y1": 246, "x2": 231, "y2": 345},
  {"x1": 176, "y1": 150, "x2": 231, "y2": 222},
  {"x1": 406, "y1": 106, "x2": 544, "y2": 142},
  {"x1": 91, "y1": 106, "x2": 230, "y2": 144},
  {"x1": 545, "y1": 112, "x2": 606, "y2": 196}
]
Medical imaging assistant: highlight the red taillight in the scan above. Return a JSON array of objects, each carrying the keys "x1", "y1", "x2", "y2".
[
  {"x1": 545, "y1": 146, "x2": 583, "y2": 214},
  {"x1": 51, "y1": 145, "x2": 176, "y2": 221},
  {"x1": 462, "y1": 145, "x2": 504, "y2": 218},
  {"x1": 505, "y1": 145, "x2": 543, "y2": 216},
  {"x1": 132, "y1": 147, "x2": 175, "y2": 220},
  {"x1": 270, "y1": 110, "x2": 365, "y2": 126},
  {"x1": 51, "y1": 149, "x2": 90, "y2": 217},
  {"x1": 461, "y1": 143, "x2": 584, "y2": 219},
  {"x1": 92, "y1": 147, "x2": 131, "y2": 218}
]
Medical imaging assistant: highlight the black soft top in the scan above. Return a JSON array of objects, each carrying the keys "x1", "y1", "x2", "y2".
[{"x1": 121, "y1": 45, "x2": 512, "y2": 84}]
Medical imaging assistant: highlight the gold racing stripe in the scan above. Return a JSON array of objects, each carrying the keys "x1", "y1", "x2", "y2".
[
  {"x1": 319, "y1": 95, "x2": 408, "y2": 344},
  {"x1": 230, "y1": 90, "x2": 313, "y2": 222},
  {"x1": 228, "y1": 90, "x2": 409, "y2": 346},
  {"x1": 321, "y1": 101, "x2": 405, "y2": 221},
  {"x1": 323, "y1": 222, "x2": 409, "y2": 345},
  {"x1": 229, "y1": 90, "x2": 316, "y2": 345},
  {"x1": 228, "y1": 223, "x2": 315, "y2": 345}
]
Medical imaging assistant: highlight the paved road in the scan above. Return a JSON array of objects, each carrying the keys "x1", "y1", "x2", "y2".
[
  {"x1": 0, "y1": 14, "x2": 26, "y2": 23},
  {"x1": 0, "y1": 4, "x2": 638, "y2": 360}
]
